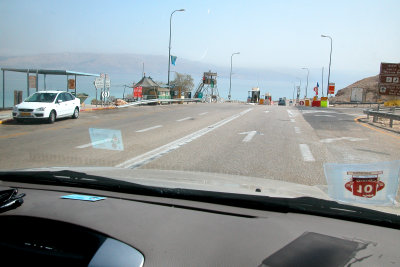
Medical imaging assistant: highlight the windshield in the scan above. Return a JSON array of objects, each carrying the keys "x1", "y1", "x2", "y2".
[
  {"x1": 25, "y1": 92, "x2": 57, "y2": 103},
  {"x1": 0, "y1": 0, "x2": 399, "y2": 217}
]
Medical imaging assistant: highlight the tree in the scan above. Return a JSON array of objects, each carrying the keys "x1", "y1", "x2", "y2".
[{"x1": 170, "y1": 72, "x2": 194, "y2": 92}]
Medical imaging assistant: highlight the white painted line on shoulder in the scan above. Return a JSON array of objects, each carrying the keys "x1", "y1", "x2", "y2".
[
  {"x1": 176, "y1": 117, "x2": 192, "y2": 122},
  {"x1": 76, "y1": 138, "x2": 112, "y2": 149},
  {"x1": 294, "y1": 127, "x2": 301, "y2": 134},
  {"x1": 199, "y1": 112, "x2": 208, "y2": 116},
  {"x1": 136, "y1": 125, "x2": 163, "y2": 133},
  {"x1": 320, "y1": 137, "x2": 368, "y2": 143},
  {"x1": 115, "y1": 108, "x2": 253, "y2": 169},
  {"x1": 314, "y1": 114, "x2": 335, "y2": 117},
  {"x1": 299, "y1": 144, "x2": 315, "y2": 162}
]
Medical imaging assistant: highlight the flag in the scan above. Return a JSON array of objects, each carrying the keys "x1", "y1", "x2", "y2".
[
  {"x1": 317, "y1": 82, "x2": 319, "y2": 88},
  {"x1": 171, "y1": 55, "x2": 177, "y2": 66},
  {"x1": 314, "y1": 86, "x2": 318, "y2": 95}
]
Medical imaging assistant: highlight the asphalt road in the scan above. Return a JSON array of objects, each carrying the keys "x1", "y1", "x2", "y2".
[{"x1": 0, "y1": 103, "x2": 399, "y2": 186}]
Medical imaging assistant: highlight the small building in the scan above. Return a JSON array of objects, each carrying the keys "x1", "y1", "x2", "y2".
[
  {"x1": 157, "y1": 87, "x2": 171, "y2": 99},
  {"x1": 133, "y1": 76, "x2": 161, "y2": 100}
]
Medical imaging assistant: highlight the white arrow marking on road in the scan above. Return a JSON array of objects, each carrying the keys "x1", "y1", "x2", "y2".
[
  {"x1": 320, "y1": 137, "x2": 368, "y2": 143},
  {"x1": 239, "y1": 131, "x2": 258, "y2": 142},
  {"x1": 177, "y1": 117, "x2": 192, "y2": 122},
  {"x1": 136, "y1": 125, "x2": 163, "y2": 133}
]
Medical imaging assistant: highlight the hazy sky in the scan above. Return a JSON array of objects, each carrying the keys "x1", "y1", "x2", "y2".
[{"x1": 1, "y1": 0, "x2": 399, "y2": 76}]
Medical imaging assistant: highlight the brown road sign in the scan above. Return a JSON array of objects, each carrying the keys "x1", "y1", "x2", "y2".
[
  {"x1": 379, "y1": 63, "x2": 400, "y2": 95},
  {"x1": 68, "y1": 79, "x2": 76, "y2": 89}
]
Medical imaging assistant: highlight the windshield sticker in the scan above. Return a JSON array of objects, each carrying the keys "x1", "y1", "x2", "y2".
[
  {"x1": 89, "y1": 128, "x2": 124, "y2": 151},
  {"x1": 61, "y1": 194, "x2": 106, "y2": 202},
  {"x1": 345, "y1": 171, "x2": 385, "y2": 198},
  {"x1": 324, "y1": 161, "x2": 400, "y2": 205}
]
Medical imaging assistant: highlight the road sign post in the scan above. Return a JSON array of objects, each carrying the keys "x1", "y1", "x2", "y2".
[
  {"x1": 94, "y1": 75, "x2": 105, "y2": 107},
  {"x1": 379, "y1": 63, "x2": 400, "y2": 96},
  {"x1": 328, "y1": 83, "x2": 335, "y2": 95}
]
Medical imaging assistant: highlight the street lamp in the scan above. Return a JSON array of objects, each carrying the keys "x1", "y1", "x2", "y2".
[
  {"x1": 301, "y1": 68, "x2": 309, "y2": 98},
  {"x1": 229, "y1": 52, "x2": 240, "y2": 101},
  {"x1": 321, "y1": 34, "x2": 332, "y2": 96},
  {"x1": 168, "y1": 9, "x2": 185, "y2": 87},
  {"x1": 296, "y1": 77, "x2": 301, "y2": 100}
]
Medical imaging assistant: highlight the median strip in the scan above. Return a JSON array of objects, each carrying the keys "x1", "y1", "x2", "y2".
[{"x1": 115, "y1": 108, "x2": 253, "y2": 169}]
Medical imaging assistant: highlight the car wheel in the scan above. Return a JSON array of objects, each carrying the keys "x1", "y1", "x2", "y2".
[
  {"x1": 48, "y1": 110, "x2": 56, "y2": 124},
  {"x1": 72, "y1": 107, "x2": 79, "y2": 119}
]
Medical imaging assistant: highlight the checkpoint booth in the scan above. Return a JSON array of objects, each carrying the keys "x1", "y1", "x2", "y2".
[{"x1": 248, "y1": 87, "x2": 260, "y2": 103}]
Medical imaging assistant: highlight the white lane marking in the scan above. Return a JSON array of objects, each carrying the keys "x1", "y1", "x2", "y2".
[
  {"x1": 314, "y1": 114, "x2": 335, "y2": 117},
  {"x1": 136, "y1": 125, "x2": 162, "y2": 133},
  {"x1": 264, "y1": 110, "x2": 270, "y2": 113},
  {"x1": 199, "y1": 112, "x2": 208, "y2": 116},
  {"x1": 287, "y1": 110, "x2": 294, "y2": 117},
  {"x1": 76, "y1": 138, "x2": 112, "y2": 149},
  {"x1": 340, "y1": 113, "x2": 363, "y2": 117},
  {"x1": 290, "y1": 119, "x2": 296, "y2": 123},
  {"x1": 299, "y1": 144, "x2": 315, "y2": 162},
  {"x1": 294, "y1": 127, "x2": 301, "y2": 134},
  {"x1": 320, "y1": 137, "x2": 368, "y2": 143},
  {"x1": 239, "y1": 131, "x2": 257, "y2": 142},
  {"x1": 301, "y1": 110, "x2": 338, "y2": 114},
  {"x1": 176, "y1": 117, "x2": 192, "y2": 122},
  {"x1": 115, "y1": 108, "x2": 253, "y2": 168}
]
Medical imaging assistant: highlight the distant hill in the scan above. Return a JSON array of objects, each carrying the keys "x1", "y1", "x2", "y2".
[
  {"x1": 330, "y1": 75, "x2": 397, "y2": 102},
  {"x1": 0, "y1": 53, "x2": 296, "y2": 81},
  {"x1": 0, "y1": 53, "x2": 210, "y2": 77}
]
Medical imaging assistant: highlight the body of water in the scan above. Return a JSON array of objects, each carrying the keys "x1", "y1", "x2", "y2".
[{"x1": 0, "y1": 71, "x2": 304, "y2": 108}]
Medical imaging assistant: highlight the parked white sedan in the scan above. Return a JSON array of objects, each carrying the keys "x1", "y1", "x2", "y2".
[{"x1": 13, "y1": 91, "x2": 80, "y2": 123}]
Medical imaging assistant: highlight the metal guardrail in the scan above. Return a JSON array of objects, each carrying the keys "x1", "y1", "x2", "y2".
[
  {"x1": 117, "y1": 98, "x2": 202, "y2": 108},
  {"x1": 363, "y1": 106, "x2": 400, "y2": 128}
]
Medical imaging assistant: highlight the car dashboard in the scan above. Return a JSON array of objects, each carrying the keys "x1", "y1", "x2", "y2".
[{"x1": 0, "y1": 181, "x2": 399, "y2": 267}]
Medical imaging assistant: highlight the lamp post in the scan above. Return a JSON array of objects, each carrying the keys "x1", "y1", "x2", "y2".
[
  {"x1": 321, "y1": 34, "x2": 332, "y2": 96},
  {"x1": 301, "y1": 67, "x2": 309, "y2": 98},
  {"x1": 228, "y1": 52, "x2": 240, "y2": 101},
  {"x1": 168, "y1": 9, "x2": 185, "y2": 87},
  {"x1": 296, "y1": 77, "x2": 301, "y2": 100}
]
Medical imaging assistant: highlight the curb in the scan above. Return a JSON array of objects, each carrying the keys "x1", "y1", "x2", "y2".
[
  {"x1": 81, "y1": 106, "x2": 116, "y2": 112},
  {"x1": 0, "y1": 106, "x2": 117, "y2": 124},
  {"x1": 0, "y1": 118, "x2": 13, "y2": 124}
]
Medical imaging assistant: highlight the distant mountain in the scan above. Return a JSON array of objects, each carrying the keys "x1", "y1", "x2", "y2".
[{"x1": 0, "y1": 53, "x2": 294, "y2": 82}]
